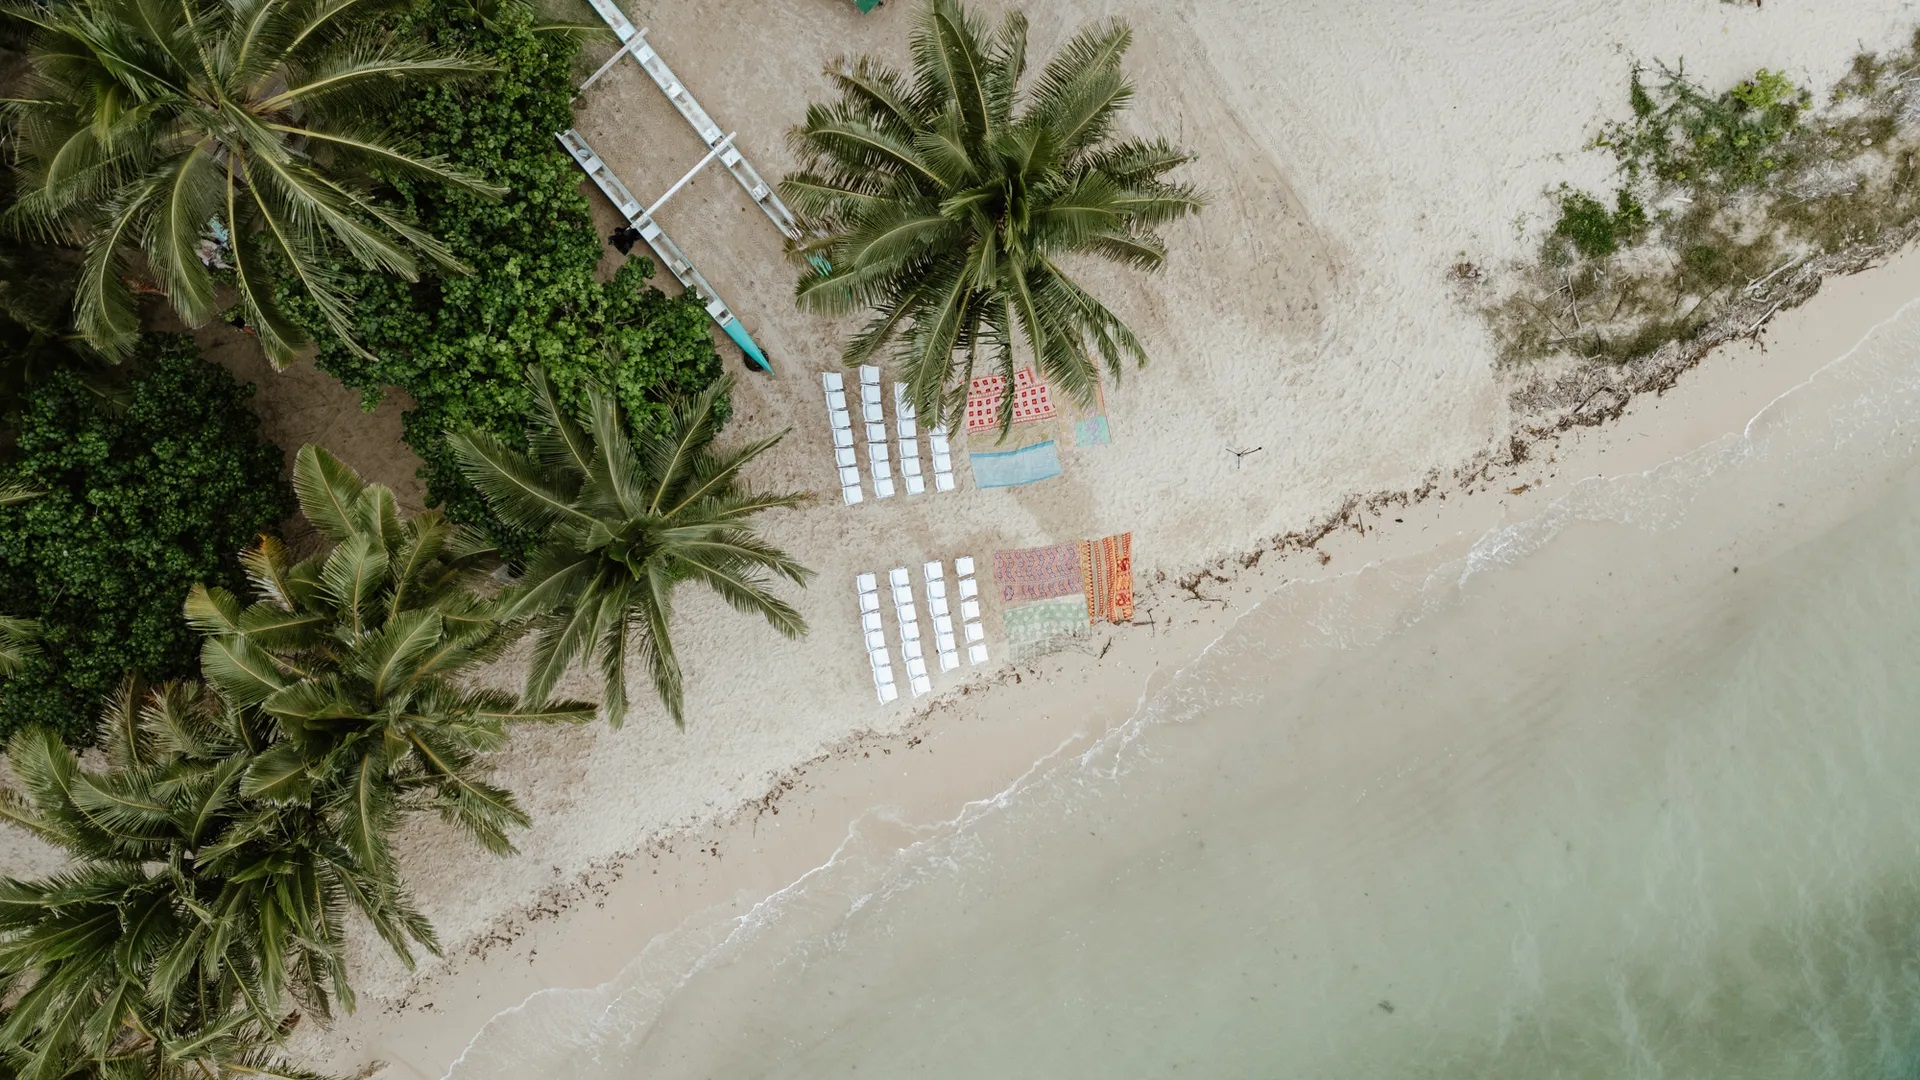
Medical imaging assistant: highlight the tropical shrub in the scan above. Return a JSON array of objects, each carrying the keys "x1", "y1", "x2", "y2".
[
  {"x1": 2, "y1": 0, "x2": 500, "y2": 364},
  {"x1": 0, "y1": 337, "x2": 286, "y2": 745},
  {"x1": 452, "y1": 369, "x2": 810, "y2": 725},
  {"x1": 782, "y1": 0, "x2": 1202, "y2": 435},
  {"x1": 294, "y1": 1, "x2": 724, "y2": 556}
]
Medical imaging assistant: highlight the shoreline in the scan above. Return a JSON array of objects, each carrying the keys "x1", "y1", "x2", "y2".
[{"x1": 305, "y1": 235, "x2": 1920, "y2": 1080}]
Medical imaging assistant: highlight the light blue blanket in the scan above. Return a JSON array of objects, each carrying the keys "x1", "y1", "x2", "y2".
[{"x1": 970, "y1": 440, "x2": 1063, "y2": 489}]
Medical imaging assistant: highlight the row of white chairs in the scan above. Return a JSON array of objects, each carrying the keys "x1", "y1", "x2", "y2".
[
  {"x1": 860, "y1": 367, "x2": 895, "y2": 499},
  {"x1": 823, "y1": 372, "x2": 863, "y2": 505},
  {"x1": 888, "y1": 567, "x2": 932, "y2": 696},
  {"x1": 855, "y1": 573, "x2": 898, "y2": 703},
  {"x1": 953, "y1": 557, "x2": 988, "y2": 665}
]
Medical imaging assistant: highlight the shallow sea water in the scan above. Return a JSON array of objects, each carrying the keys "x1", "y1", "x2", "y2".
[{"x1": 450, "y1": 302, "x2": 1920, "y2": 1078}]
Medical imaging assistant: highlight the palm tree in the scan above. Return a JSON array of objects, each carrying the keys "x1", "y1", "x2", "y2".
[
  {"x1": 0, "y1": 616, "x2": 36, "y2": 677},
  {"x1": 0, "y1": 681, "x2": 352, "y2": 1079},
  {"x1": 0, "y1": 485, "x2": 38, "y2": 677},
  {"x1": 781, "y1": 0, "x2": 1202, "y2": 436},
  {"x1": 2, "y1": 0, "x2": 504, "y2": 365},
  {"x1": 450, "y1": 368, "x2": 811, "y2": 726},
  {"x1": 185, "y1": 446, "x2": 593, "y2": 874}
]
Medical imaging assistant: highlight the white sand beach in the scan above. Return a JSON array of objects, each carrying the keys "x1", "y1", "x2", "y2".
[{"x1": 9, "y1": 0, "x2": 1920, "y2": 1074}]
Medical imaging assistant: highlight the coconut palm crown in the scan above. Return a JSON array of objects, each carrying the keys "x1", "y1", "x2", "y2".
[
  {"x1": 184, "y1": 445, "x2": 593, "y2": 875},
  {"x1": 451, "y1": 368, "x2": 812, "y2": 727},
  {"x1": 781, "y1": 0, "x2": 1202, "y2": 435},
  {"x1": 1, "y1": 0, "x2": 503, "y2": 364},
  {"x1": 0, "y1": 681, "x2": 359, "y2": 1079}
]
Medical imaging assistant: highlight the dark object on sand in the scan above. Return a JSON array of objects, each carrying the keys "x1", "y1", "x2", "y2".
[{"x1": 609, "y1": 226, "x2": 642, "y2": 256}]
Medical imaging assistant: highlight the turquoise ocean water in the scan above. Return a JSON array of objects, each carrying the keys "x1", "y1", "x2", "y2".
[{"x1": 450, "y1": 300, "x2": 1920, "y2": 1078}]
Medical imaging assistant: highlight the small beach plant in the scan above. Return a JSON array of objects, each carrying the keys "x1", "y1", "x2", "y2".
[
  {"x1": 1, "y1": 0, "x2": 502, "y2": 364},
  {"x1": 0, "y1": 681, "x2": 360, "y2": 1078},
  {"x1": 451, "y1": 368, "x2": 811, "y2": 726},
  {"x1": 781, "y1": 0, "x2": 1202, "y2": 436},
  {"x1": 185, "y1": 445, "x2": 593, "y2": 875}
]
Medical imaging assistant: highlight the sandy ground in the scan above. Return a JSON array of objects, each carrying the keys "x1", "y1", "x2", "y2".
[{"x1": 8, "y1": 0, "x2": 1920, "y2": 1074}]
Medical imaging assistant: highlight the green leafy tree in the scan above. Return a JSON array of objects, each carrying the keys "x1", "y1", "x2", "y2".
[
  {"x1": 0, "y1": 681, "x2": 354, "y2": 1080},
  {"x1": 185, "y1": 445, "x2": 594, "y2": 873},
  {"x1": 451, "y1": 369, "x2": 810, "y2": 726},
  {"x1": 2, "y1": 0, "x2": 502, "y2": 364},
  {"x1": 783, "y1": 0, "x2": 1202, "y2": 434},
  {"x1": 0, "y1": 336, "x2": 287, "y2": 745},
  {"x1": 292, "y1": 0, "x2": 723, "y2": 555}
]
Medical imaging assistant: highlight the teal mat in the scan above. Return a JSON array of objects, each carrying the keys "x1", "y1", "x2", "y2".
[
  {"x1": 970, "y1": 440, "x2": 1062, "y2": 488},
  {"x1": 1075, "y1": 416, "x2": 1111, "y2": 447}
]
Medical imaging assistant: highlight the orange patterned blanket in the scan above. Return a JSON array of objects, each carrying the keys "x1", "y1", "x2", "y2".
[{"x1": 1077, "y1": 533, "x2": 1134, "y2": 625}]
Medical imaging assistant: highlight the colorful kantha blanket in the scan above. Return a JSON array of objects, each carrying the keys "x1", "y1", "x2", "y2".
[
  {"x1": 1077, "y1": 532, "x2": 1135, "y2": 625},
  {"x1": 1004, "y1": 597, "x2": 1092, "y2": 660},
  {"x1": 992, "y1": 542, "x2": 1085, "y2": 604},
  {"x1": 965, "y1": 367, "x2": 1057, "y2": 434},
  {"x1": 969, "y1": 440, "x2": 1062, "y2": 489}
]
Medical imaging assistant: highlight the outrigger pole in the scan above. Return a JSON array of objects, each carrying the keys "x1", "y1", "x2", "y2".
[{"x1": 557, "y1": 130, "x2": 772, "y2": 373}]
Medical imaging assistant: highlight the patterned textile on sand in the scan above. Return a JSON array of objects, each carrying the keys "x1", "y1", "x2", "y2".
[
  {"x1": 965, "y1": 367, "x2": 1057, "y2": 434},
  {"x1": 991, "y1": 542, "x2": 1084, "y2": 604},
  {"x1": 1077, "y1": 532, "x2": 1135, "y2": 625},
  {"x1": 1004, "y1": 597, "x2": 1093, "y2": 660}
]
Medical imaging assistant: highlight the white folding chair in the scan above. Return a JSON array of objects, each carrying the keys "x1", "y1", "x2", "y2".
[
  {"x1": 961, "y1": 598, "x2": 981, "y2": 621},
  {"x1": 822, "y1": 371, "x2": 844, "y2": 392},
  {"x1": 838, "y1": 465, "x2": 862, "y2": 488},
  {"x1": 965, "y1": 622, "x2": 985, "y2": 643},
  {"x1": 862, "y1": 609, "x2": 883, "y2": 632},
  {"x1": 959, "y1": 579, "x2": 978, "y2": 599},
  {"x1": 954, "y1": 556, "x2": 974, "y2": 576},
  {"x1": 968, "y1": 643, "x2": 989, "y2": 665}
]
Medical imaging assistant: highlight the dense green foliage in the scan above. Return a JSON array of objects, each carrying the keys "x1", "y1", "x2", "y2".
[
  {"x1": 1596, "y1": 65, "x2": 1812, "y2": 191},
  {"x1": 296, "y1": 2, "x2": 724, "y2": 556},
  {"x1": 452, "y1": 369, "x2": 809, "y2": 726},
  {"x1": 0, "y1": 338, "x2": 286, "y2": 745},
  {"x1": 1487, "y1": 44, "x2": 1920, "y2": 366},
  {"x1": 2, "y1": 0, "x2": 498, "y2": 364},
  {"x1": 1551, "y1": 187, "x2": 1648, "y2": 259},
  {"x1": 0, "y1": 684, "x2": 343, "y2": 1080},
  {"x1": 187, "y1": 445, "x2": 594, "y2": 869},
  {"x1": 782, "y1": 0, "x2": 1201, "y2": 435}
]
